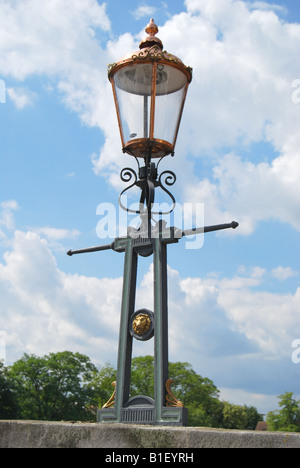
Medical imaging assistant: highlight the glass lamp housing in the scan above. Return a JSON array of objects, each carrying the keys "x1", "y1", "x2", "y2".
[{"x1": 108, "y1": 19, "x2": 192, "y2": 160}]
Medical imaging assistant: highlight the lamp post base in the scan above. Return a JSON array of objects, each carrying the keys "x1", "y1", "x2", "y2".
[
  {"x1": 98, "y1": 406, "x2": 188, "y2": 426},
  {"x1": 68, "y1": 220, "x2": 238, "y2": 428}
]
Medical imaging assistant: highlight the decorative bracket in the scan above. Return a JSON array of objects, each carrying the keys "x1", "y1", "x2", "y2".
[
  {"x1": 102, "y1": 381, "x2": 116, "y2": 409},
  {"x1": 166, "y1": 379, "x2": 184, "y2": 408},
  {"x1": 118, "y1": 158, "x2": 176, "y2": 217}
]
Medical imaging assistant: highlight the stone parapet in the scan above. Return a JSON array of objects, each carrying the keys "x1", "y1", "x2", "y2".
[{"x1": 1, "y1": 420, "x2": 300, "y2": 449}]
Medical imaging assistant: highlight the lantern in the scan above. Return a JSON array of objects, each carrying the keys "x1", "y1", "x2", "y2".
[{"x1": 108, "y1": 19, "x2": 192, "y2": 160}]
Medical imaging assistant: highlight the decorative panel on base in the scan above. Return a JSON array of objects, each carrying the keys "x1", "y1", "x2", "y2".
[{"x1": 97, "y1": 406, "x2": 188, "y2": 426}]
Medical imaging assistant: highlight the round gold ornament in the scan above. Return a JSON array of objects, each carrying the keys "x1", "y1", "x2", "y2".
[{"x1": 130, "y1": 309, "x2": 154, "y2": 341}]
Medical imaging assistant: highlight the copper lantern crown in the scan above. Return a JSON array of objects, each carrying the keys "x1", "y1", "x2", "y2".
[{"x1": 108, "y1": 19, "x2": 193, "y2": 160}]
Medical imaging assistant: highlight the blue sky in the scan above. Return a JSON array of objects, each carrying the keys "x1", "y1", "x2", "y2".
[{"x1": 1, "y1": 0, "x2": 300, "y2": 416}]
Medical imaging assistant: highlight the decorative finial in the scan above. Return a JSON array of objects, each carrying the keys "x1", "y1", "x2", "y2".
[
  {"x1": 145, "y1": 18, "x2": 159, "y2": 37},
  {"x1": 139, "y1": 18, "x2": 163, "y2": 50}
]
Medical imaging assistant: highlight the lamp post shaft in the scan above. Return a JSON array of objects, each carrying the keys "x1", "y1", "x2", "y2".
[
  {"x1": 114, "y1": 240, "x2": 137, "y2": 421},
  {"x1": 153, "y1": 237, "x2": 169, "y2": 422}
]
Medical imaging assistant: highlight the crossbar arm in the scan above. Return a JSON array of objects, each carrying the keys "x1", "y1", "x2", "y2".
[
  {"x1": 67, "y1": 242, "x2": 114, "y2": 256},
  {"x1": 181, "y1": 221, "x2": 238, "y2": 238}
]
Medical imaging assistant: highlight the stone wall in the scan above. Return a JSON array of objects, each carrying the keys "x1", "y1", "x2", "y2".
[{"x1": 1, "y1": 420, "x2": 300, "y2": 448}]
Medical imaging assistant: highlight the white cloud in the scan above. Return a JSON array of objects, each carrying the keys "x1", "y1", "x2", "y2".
[
  {"x1": 33, "y1": 227, "x2": 80, "y2": 241},
  {"x1": 271, "y1": 266, "x2": 298, "y2": 281},
  {"x1": 0, "y1": 0, "x2": 113, "y2": 133},
  {"x1": 131, "y1": 4, "x2": 157, "y2": 20},
  {"x1": 219, "y1": 387, "x2": 280, "y2": 414},
  {"x1": 184, "y1": 150, "x2": 300, "y2": 234},
  {"x1": 246, "y1": 1, "x2": 287, "y2": 15},
  {"x1": 0, "y1": 0, "x2": 111, "y2": 80},
  {"x1": 7, "y1": 87, "x2": 37, "y2": 109},
  {"x1": 0, "y1": 229, "x2": 122, "y2": 365},
  {"x1": 0, "y1": 200, "x2": 19, "y2": 240}
]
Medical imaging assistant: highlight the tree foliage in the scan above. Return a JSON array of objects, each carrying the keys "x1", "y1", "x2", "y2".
[
  {"x1": 0, "y1": 361, "x2": 20, "y2": 419},
  {"x1": 266, "y1": 392, "x2": 300, "y2": 432},
  {"x1": 5, "y1": 351, "x2": 98, "y2": 421}
]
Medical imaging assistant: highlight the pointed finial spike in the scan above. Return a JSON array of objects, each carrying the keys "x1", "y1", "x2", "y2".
[{"x1": 145, "y1": 18, "x2": 159, "y2": 37}]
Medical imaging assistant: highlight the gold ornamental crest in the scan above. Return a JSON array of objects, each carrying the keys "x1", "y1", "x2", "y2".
[
  {"x1": 130, "y1": 309, "x2": 154, "y2": 341},
  {"x1": 132, "y1": 313, "x2": 151, "y2": 336}
]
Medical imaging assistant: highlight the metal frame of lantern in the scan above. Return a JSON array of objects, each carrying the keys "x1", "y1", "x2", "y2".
[
  {"x1": 108, "y1": 51, "x2": 192, "y2": 160},
  {"x1": 108, "y1": 20, "x2": 192, "y2": 161}
]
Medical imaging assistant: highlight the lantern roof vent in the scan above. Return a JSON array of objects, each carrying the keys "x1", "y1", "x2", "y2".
[{"x1": 139, "y1": 18, "x2": 163, "y2": 50}]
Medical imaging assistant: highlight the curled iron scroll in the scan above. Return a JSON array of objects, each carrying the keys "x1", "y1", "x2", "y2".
[
  {"x1": 119, "y1": 167, "x2": 140, "y2": 214},
  {"x1": 151, "y1": 170, "x2": 176, "y2": 215},
  {"x1": 118, "y1": 167, "x2": 176, "y2": 216}
]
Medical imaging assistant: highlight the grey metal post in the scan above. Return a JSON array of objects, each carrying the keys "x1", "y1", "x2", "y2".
[
  {"x1": 153, "y1": 236, "x2": 169, "y2": 422},
  {"x1": 114, "y1": 238, "x2": 138, "y2": 421}
]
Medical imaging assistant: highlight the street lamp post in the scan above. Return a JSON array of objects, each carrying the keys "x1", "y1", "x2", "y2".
[{"x1": 67, "y1": 19, "x2": 238, "y2": 426}]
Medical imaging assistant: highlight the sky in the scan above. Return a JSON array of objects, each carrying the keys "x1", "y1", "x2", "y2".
[{"x1": 1, "y1": 0, "x2": 300, "y2": 416}]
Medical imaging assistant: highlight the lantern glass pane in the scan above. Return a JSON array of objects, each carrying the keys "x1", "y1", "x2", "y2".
[
  {"x1": 155, "y1": 64, "x2": 187, "y2": 95},
  {"x1": 154, "y1": 65, "x2": 187, "y2": 144},
  {"x1": 115, "y1": 63, "x2": 153, "y2": 96},
  {"x1": 114, "y1": 85, "x2": 150, "y2": 142},
  {"x1": 114, "y1": 65, "x2": 153, "y2": 143},
  {"x1": 154, "y1": 85, "x2": 186, "y2": 144},
  {"x1": 113, "y1": 62, "x2": 188, "y2": 151}
]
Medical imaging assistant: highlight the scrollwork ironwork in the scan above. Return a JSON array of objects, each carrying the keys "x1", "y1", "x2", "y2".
[
  {"x1": 118, "y1": 160, "x2": 176, "y2": 217},
  {"x1": 151, "y1": 170, "x2": 176, "y2": 215},
  {"x1": 102, "y1": 381, "x2": 116, "y2": 409},
  {"x1": 165, "y1": 379, "x2": 184, "y2": 408},
  {"x1": 107, "y1": 45, "x2": 193, "y2": 79},
  {"x1": 119, "y1": 167, "x2": 140, "y2": 214},
  {"x1": 120, "y1": 167, "x2": 137, "y2": 185}
]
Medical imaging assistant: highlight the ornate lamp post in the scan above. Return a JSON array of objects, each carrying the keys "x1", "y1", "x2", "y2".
[{"x1": 68, "y1": 19, "x2": 238, "y2": 426}]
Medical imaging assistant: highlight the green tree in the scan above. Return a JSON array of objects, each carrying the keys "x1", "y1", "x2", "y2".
[
  {"x1": 221, "y1": 402, "x2": 260, "y2": 430},
  {"x1": 88, "y1": 363, "x2": 117, "y2": 409},
  {"x1": 2, "y1": 352, "x2": 262, "y2": 428},
  {"x1": 0, "y1": 361, "x2": 20, "y2": 419},
  {"x1": 244, "y1": 405, "x2": 262, "y2": 430},
  {"x1": 130, "y1": 355, "x2": 155, "y2": 398},
  {"x1": 168, "y1": 360, "x2": 223, "y2": 428},
  {"x1": 7, "y1": 351, "x2": 98, "y2": 421},
  {"x1": 267, "y1": 392, "x2": 300, "y2": 432}
]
